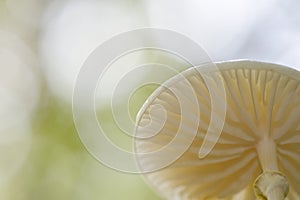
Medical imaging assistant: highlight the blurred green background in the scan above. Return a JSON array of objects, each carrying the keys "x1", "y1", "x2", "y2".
[{"x1": 1, "y1": 0, "x2": 300, "y2": 199}]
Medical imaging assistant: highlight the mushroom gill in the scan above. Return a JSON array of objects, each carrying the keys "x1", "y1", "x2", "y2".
[{"x1": 134, "y1": 60, "x2": 300, "y2": 200}]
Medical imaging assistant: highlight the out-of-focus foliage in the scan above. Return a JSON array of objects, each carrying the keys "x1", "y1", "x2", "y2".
[{"x1": 0, "y1": 91, "x2": 162, "y2": 200}]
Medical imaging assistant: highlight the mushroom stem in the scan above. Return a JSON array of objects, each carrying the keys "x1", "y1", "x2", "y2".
[
  {"x1": 268, "y1": 187, "x2": 287, "y2": 200},
  {"x1": 253, "y1": 171, "x2": 289, "y2": 200},
  {"x1": 256, "y1": 137, "x2": 278, "y2": 172},
  {"x1": 254, "y1": 137, "x2": 289, "y2": 199}
]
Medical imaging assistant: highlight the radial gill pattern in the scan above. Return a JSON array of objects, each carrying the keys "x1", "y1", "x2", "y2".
[{"x1": 134, "y1": 61, "x2": 300, "y2": 200}]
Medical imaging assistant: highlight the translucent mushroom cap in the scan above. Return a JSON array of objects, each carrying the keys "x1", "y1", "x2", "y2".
[{"x1": 134, "y1": 60, "x2": 300, "y2": 200}]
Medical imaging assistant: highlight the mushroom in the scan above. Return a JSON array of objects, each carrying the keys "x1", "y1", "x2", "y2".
[{"x1": 134, "y1": 60, "x2": 300, "y2": 200}]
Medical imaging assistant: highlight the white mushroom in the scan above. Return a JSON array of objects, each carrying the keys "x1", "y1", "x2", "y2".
[{"x1": 134, "y1": 60, "x2": 300, "y2": 200}]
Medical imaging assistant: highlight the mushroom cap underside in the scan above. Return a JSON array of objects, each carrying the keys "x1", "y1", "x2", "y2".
[{"x1": 134, "y1": 60, "x2": 300, "y2": 200}]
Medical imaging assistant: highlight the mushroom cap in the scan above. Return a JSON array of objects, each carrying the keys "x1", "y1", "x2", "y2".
[{"x1": 134, "y1": 60, "x2": 300, "y2": 200}]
